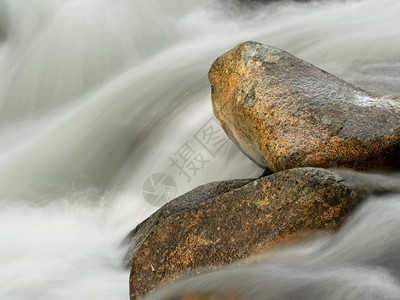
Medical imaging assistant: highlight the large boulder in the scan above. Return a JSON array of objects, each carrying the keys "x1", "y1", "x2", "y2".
[
  {"x1": 209, "y1": 41, "x2": 400, "y2": 172},
  {"x1": 145, "y1": 196, "x2": 400, "y2": 300},
  {"x1": 126, "y1": 168, "x2": 400, "y2": 299}
]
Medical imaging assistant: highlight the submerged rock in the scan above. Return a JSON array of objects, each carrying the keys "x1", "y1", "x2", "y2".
[
  {"x1": 209, "y1": 41, "x2": 400, "y2": 172},
  {"x1": 126, "y1": 168, "x2": 400, "y2": 299}
]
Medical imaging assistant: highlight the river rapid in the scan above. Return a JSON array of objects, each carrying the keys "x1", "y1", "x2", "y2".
[{"x1": 0, "y1": 0, "x2": 399, "y2": 299}]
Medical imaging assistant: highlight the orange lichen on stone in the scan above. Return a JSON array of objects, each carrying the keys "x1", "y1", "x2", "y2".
[
  {"x1": 209, "y1": 41, "x2": 400, "y2": 172},
  {"x1": 127, "y1": 168, "x2": 400, "y2": 299}
]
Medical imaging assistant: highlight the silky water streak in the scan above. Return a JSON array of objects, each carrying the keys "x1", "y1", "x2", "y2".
[{"x1": 0, "y1": 0, "x2": 399, "y2": 299}]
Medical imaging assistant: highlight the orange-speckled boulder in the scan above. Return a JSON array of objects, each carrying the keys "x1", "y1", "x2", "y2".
[
  {"x1": 209, "y1": 41, "x2": 400, "y2": 172},
  {"x1": 125, "y1": 168, "x2": 400, "y2": 299}
]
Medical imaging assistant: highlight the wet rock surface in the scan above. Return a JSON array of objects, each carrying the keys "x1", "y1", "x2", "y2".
[
  {"x1": 127, "y1": 168, "x2": 400, "y2": 299},
  {"x1": 123, "y1": 178, "x2": 254, "y2": 267},
  {"x1": 209, "y1": 41, "x2": 400, "y2": 172}
]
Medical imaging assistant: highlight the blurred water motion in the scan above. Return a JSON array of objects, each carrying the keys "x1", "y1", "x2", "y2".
[{"x1": 0, "y1": 0, "x2": 399, "y2": 299}]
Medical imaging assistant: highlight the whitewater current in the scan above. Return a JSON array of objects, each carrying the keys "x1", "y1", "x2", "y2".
[{"x1": 0, "y1": 0, "x2": 399, "y2": 299}]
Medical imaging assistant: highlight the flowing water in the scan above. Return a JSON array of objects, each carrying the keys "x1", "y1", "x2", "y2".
[{"x1": 0, "y1": 0, "x2": 399, "y2": 299}]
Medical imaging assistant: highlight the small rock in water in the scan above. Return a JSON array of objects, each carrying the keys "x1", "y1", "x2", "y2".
[{"x1": 209, "y1": 41, "x2": 400, "y2": 172}]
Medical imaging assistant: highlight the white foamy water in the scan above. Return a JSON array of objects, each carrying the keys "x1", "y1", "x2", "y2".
[{"x1": 0, "y1": 0, "x2": 399, "y2": 299}]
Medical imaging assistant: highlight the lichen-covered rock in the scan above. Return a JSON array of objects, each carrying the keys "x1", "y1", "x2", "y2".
[
  {"x1": 126, "y1": 168, "x2": 400, "y2": 299},
  {"x1": 209, "y1": 41, "x2": 400, "y2": 172},
  {"x1": 123, "y1": 178, "x2": 254, "y2": 267}
]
